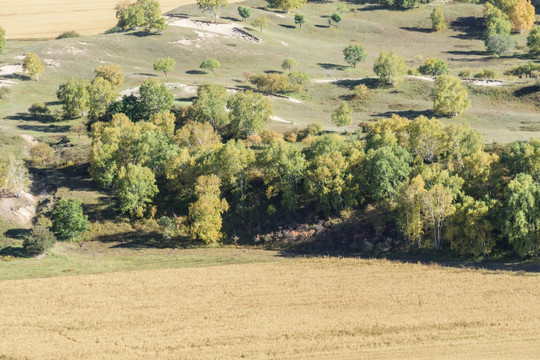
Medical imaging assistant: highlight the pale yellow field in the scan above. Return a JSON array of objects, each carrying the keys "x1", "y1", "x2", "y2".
[
  {"x1": 1, "y1": 258, "x2": 540, "y2": 359},
  {"x1": 0, "y1": 0, "x2": 241, "y2": 39}
]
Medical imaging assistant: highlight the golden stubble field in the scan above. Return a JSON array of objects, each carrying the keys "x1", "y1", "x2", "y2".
[
  {"x1": 0, "y1": 0, "x2": 241, "y2": 39},
  {"x1": 1, "y1": 258, "x2": 540, "y2": 359}
]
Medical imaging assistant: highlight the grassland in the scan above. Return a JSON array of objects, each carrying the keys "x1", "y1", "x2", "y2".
[{"x1": 0, "y1": 257, "x2": 539, "y2": 359}]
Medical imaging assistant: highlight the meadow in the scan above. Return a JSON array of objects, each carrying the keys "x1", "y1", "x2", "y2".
[{"x1": 1, "y1": 257, "x2": 539, "y2": 359}]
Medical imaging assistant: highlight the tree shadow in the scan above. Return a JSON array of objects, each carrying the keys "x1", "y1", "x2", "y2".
[
  {"x1": 264, "y1": 70, "x2": 282, "y2": 74},
  {"x1": 3, "y1": 228, "x2": 31, "y2": 241},
  {"x1": 314, "y1": 24, "x2": 331, "y2": 28},
  {"x1": 17, "y1": 124, "x2": 71, "y2": 133},
  {"x1": 45, "y1": 100, "x2": 62, "y2": 106},
  {"x1": 450, "y1": 16, "x2": 483, "y2": 40},
  {"x1": 318, "y1": 63, "x2": 346, "y2": 71},
  {"x1": 134, "y1": 72, "x2": 158, "y2": 77},
  {"x1": 2, "y1": 73, "x2": 30, "y2": 81},
  {"x1": 221, "y1": 16, "x2": 239, "y2": 22},
  {"x1": 176, "y1": 96, "x2": 197, "y2": 102},
  {"x1": 514, "y1": 85, "x2": 540, "y2": 97},
  {"x1": 125, "y1": 31, "x2": 157, "y2": 38},
  {"x1": 278, "y1": 24, "x2": 296, "y2": 29},
  {"x1": 333, "y1": 78, "x2": 379, "y2": 90},
  {"x1": 95, "y1": 231, "x2": 190, "y2": 250},
  {"x1": 45, "y1": 163, "x2": 101, "y2": 193},
  {"x1": 186, "y1": 70, "x2": 206, "y2": 75},
  {"x1": 400, "y1": 26, "x2": 431, "y2": 33},
  {"x1": 445, "y1": 50, "x2": 486, "y2": 57},
  {"x1": 7, "y1": 112, "x2": 56, "y2": 124},
  {"x1": 372, "y1": 109, "x2": 434, "y2": 118},
  {"x1": 0, "y1": 246, "x2": 28, "y2": 258}
]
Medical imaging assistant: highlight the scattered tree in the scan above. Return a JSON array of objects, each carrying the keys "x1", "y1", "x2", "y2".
[
  {"x1": 94, "y1": 64, "x2": 124, "y2": 89},
  {"x1": 197, "y1": 0, "x2": 228, "y2": 19},
  {"x1": 432, "y1": 75, "x2": 471, "y2": 116},
  {"x1": 56, "y1": 78, "x2": 91, "y2": 118},
  {"x1": 331, "y1": 102, "x2": 353, "y2": 132},
  {"x1": 373, "y1": 50, "x2": 408, "y2": 86},
  {"x1": 0, "y1": 26, "x2": 5, "y2": 53},
  {"x1": 227, "y1": 91, "x2": 273, "y2": 138},
  {"x1": 252, "y1": 16, "x2": 268, "y2": 32},
  {"x1": 30, "y1": 143, "x2": 54, "y2": 166},
  {"x1": 23, "y1": 226, "x2": 56, "y2": 256},
  {"x1": 269, "y1": 0, "x2": 307, "y2": 13},
  {"x1": 294, "y1": 14, "x2": 306, "y2": 29},
  {"x1": 200, "y1": 58, "x2": 221, "y2": 74},
  {"x1": 51, "y1": 198, "x2": 89, "y2": 241},
  {"x1": 343, "y1": 44, "x2": 367, "y2": 68},
  {"x1": 153, "y1": 56, "x2": 176, "y2": 76},
  {"x1": 431, "y1": 6, "x2": 446, "y2": 32},
  {"x1": 189, "y1": 175, "x2": 229, "y2": 244},
  {"x1": 23, "y1": 52, "x2": 44, "y2": 81},
  {"x1": 281, "y1": 58, "x2": 297, "y2": 72},
  {"x1": 28, "y1": 102, "x2": 51, "y2": 120},
  {"x1": 331, "y1": 12, "x2": 342, "y2": 27},
  {"x1": 238, "y1": 6, "x2": 251, "y2": 21},
  {"x1": 117, "y1": 0, "x2": 167, "y2": 32},
  {"x1": 486, "y1": 34, "x2": 515, "y2": 57},
  {"x1": 527, "y1": 26, "x2": 540, "y2": 54},
  {"x1": 418, "y1": 57, "x2": 449, "y2": 76}
]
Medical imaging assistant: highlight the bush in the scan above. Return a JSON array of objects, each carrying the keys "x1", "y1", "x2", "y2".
[
  {"x1": 474, "y1": 69, "x2": 496, "y2": 79},
  {"x1": 51, "y1": 198, "x2": 89, "y2": 241},
  {"x1": 56, "y1": 31, "x2": 80, "y2": 39},
  {"x1": 250, "y1": 73, "x2": 293, "y2": 93},
  {"x1": 28, "y1": 102, "x2": 51, "y2": 119},
  {"x1": 458, "y1": 69, "x2": 472, "y2": 78},
  {"x1": 260, "y1": 129, "x2": 284, "y2": 145},
  {"x1": 0, "y1": 87, "x2": 10, "y2": 99},
  {"x1": 353, "y1": 84, "x2": 369, "y2": 100},
  {"x1": 105, "y1": 26, "x2": 124, "y2": 34},
  {"x1": 418, "y1": 58, "x2": 450, "y2": 76},
  {"x1": 299, "y1": 123, "x2": 322, "y2": 139},
  {"x1": 284, "y1": 129, "x2": 299, "y2": 142},
  {"x1": 30, "y1": 143, "x2": 54, "y2": 166},
  {"x1": 23, "y1": 226, "x2": 56, "y2": 255}
]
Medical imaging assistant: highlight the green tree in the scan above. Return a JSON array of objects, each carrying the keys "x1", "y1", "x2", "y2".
[
  {"x1": 88, "y1": 77, "x2": 117, "y2": 121},
  {"x1": 432, "y1": 75, "x2": 471, "y2": 116},
  {"x1": 373, "y1": 50, "x2": 408, "y2": 86},
  {"x1": 252, "y1": 16, "x2": 268, "y2": 32},
  {"x1": 115, "y1": 164, "x2": 158, "y2": 218},
  {"x1": 94, "y1": 64, "x2": 124, "y2": 89},
  {"x1": 269, "y1": 0, "x2": 307, "y2": 13},
  {"x1": 197, "y1": 0, "x2": 228, "y2": 19},
  {"x1": 281, "y1": 58, "x2": 297, "y2": 72},
  {"x1": 176, "y1": 121, "x2": 222, "y2": 152},
  {"x1": 200, "y1": 58, "x2": 221, "y2": 74},
  {"x1": 0, "y1": 26, "x2": 5, "y2": 54},
  {"x1": 331, "y1": 12, "x2": 342, "y2": 27},
  {"x1": 331, "y1": 102, "x2": 353, "y2": 132},
  {"x1": 137, "y1": 0, "x2": 167, "y2": 32},
  {"x1": 484, "y1": 3, "x2": 512, "y2": 39},
  {"x1": 56, "y1": 78, "x2": 91, "y2": 118},
  {"x1": 527, "y1": 26, "x2": 540, "y2": 54},
  {"x1": 486, "y1": 34, "x2": 515, "y2": 57},
  {"x1": 51, "y1": 198, "x2": 89, "y2": 241},
  {"x1": 407, "y1": 115, "x2": 446, "y2": 163},
  {"x1": 118, "y1": 3, "x2": 145, "y2": 29},
  {"x1": 138, "y1": 79, "x2": 174, "y2": 118},
  {"x1": 23, "y1": 226, "x2": 56, "y2": 256},
  {"x1": 294, "y1": 13, "x2": 306, "y2": 29},
  {"x1": 365, "y1": 146, "x2": 412, "y2": 201},
  {"x1": 189, "y1": 175, "x2": 229, "y2": 244},
  {"x1": 398, "y1": 175, "x2": 426, "y2": 248},
  {"x1": 343, "y1": 44, "x2": 367, "y2": 68},
  {"x1": 23, "y1": 52, "x2": 44, "y2": 81},
  {"x1": 503, "y1": 173, "x2": 540, "y2": 257},
  {"x1": 191, "y1": 83, "x2": 229, "y2": 129},
  {"x1": 418, "y1": 57, "x2": 449, "y2": 76},
  {"x1": 431, "y1": 6, "x2": 446, "y2": 32},
  {"x1": 227, "y1": 91, "x2": 273, "y2": 138},
  {"x1": 238, "y1": 6, "x2": 251, "y2": 21},
  {"x1": 153, "y1": 56, "x2": 176, "y2": 76},
  {"x1": 422, "y1": 184, "x2": 455, "y2": 250}
]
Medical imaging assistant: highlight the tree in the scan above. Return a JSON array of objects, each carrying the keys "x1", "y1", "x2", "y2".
[
  {"x1": 281, "y1": 58, "x2": 297, "y2": 72},
  {"x1": 294, "y1": 14, "x2": 306, "y2": 29},
  {"x1": 365, "y1": 146, "x2": 412, "y2": 201},
  {"x1": 343, "y1": 44, "x2": 367, "y2": 68},
  {"x1": 23, "y1": 226, "x2": 56, "y2": 256},
  {"x1": 422, "y1": 184, "x2": 455, "y2": 250},
  {"x1": 331, "y1": 102, "x2": 353, "y2": 132},
  {"x1": 431, "y1": 6, "x2": 446, "y2": 32},
  {"x1": 191, "y1": 83, "x2": 229, "y2": 129},
  {"x1": 197, "y1": 0, "x2": 228, "y2": 19},
  {"x1": 506, "y1": 0, "x2": 535, "y2": 34},
  {"x1": 418, "y1": 58, "x2": 449, "y2": 76},
  {"x1": 250, "y1": 73, "x2": 292, "y2": 93},
  {"x1": 485, "y1": 34, "x2": 515, "y2": 57},
  {"x1": 117, "y1": 0, "x2": 167, "y2": 32},
  {"x1": 484, "y1": 3, "x2": 512, "y2": 39},
  {"x1": 398, "y1": 175, "x2": 426, "y2": 248},
  {"x1": 0, "y1": 26, "x2": 5, "y2": 54},
  {"x1": 4, "y1": 155, "x2": 30, "y2": 198},
  {"x1": 503, "y1": 173, "x2": 540, "y2": 257},
  {"x1": 176, "y1": 121, "x2": 222, "y2": 152},
  {"x1": 115, "y1": 164, "x2": 158, "y2": 218},
  {"x1": 153, "y1": 56, "x2": 176, "y2": 76},
  {"x1": 23, "y1": 52, "x2": 44, "y2": 81},
  {"x1": 252, "y1": 16, "x2": 268, "y2": 32},
  {"x1": 238, "y1": 6, "x2": 251, "y2": 21},
  {"x1": 200, "y1": 58, "x2": 220, "y2": 74},
  {"x1": 269, "y1": 0, "x2": 307, "y2": 13},
  {"x1": 51, "y1": 198, "x2": 89, "y2": 241},
  {"x1": 527, "y1": 26, "x2": 540, "y2": 54},
  {"x1": 56, "y1": 78, "x2": 91, "y2": 118},
  {"x1": 407, "y1": 116, "x2": 446, "y2": 163},
  {"x1": 138, "y1": 79, "x2": 174, "y2": 118},
  {"x1": 94, "y1": 64, "x2": 124, "y2": 89},
  {"x1": 432, "y1": 75, "x2": 471, "y2": 116},
  {"x1": 30, "y1": 143, "x2": 54, "y2": 166},
  {"x1": 88, "y1": 77, "x2": 117, "y2": 121},
  {"x1": 189, "y1": 175, "x2": 229, "y2": 244},
  {"x1": 373, "y1": 50, "x2": 408, "y2": 86},
  {"x1": 331, "y1": 12, "x2": 342, "y2": 27},
  {"x1": 227, "y1": 91, "x2": 273, "y2": 138},
  {"x1": 28, "y1": 102, "x2": 51, "y2": 120}
]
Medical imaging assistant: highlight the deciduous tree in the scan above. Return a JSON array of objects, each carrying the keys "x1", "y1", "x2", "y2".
[
  {"x1": 153, "y1": 56, "x2": 176, "y2": 76},
  {"x1": 294, "y1": 14, "x2": 306, "y2": 29},
  {"x1": 238, "y1": 6, "x2": 251, "y2": 21},
  {"x1": 343, "y1": 44, "x2": 367, "y2": 68},
  {"x1": 23, "y1": 52, "x2": 43, "y2": 81},
  {"x1": 331, "y1": 102, "x2": 353, "y2": 132},
  {"x1": 527, "y1": 26, "x2": 540, "y2": 54},
  {"x1": 138, "y1": 79, "x2": 174, "y2": 118},
  {"x1": 281, "y1": 58, "x2": 297, "y2": 72},
  {"x1": 431, "y1": 6, "x2": 446, "y2": 32},
  {"x1": 433, "y1": 75, "x2": 471, "y2": 116},
  {"x1": 56, "y1": 78, "x2": 90, "y2": 118},
  {"x1": 200, "y1": 58, "x2": 221, "y2": 74},
  {"x1": 94, "y1": 64, "x2": 124, "y2": 89},
  {"x1": 0, "y1": 26, "x2": 5, "y2": 53},
  {"x1": 51, "y1": 198, "x2": 89, "y2": 241},
  {"x1": 4, "y1": 155, "x2": 30, "y2": 198},
  {"x1": 116, "y1": 163, "x2": 158, "y2": 218},
  {"x1": 197, "y1": 0, "x2": 228, "y2": 19},
  {"x1": 191, "y1": 83, "x2": 229, "y2": 129},
  {"x1": 227, "y1": 91, "x2": 273, "y2": 138},
  {"x1": 373, "y1": 50, "x2": 408, "y2": 86},
  {"x1": 422, "y1": 184, "x2": 455, "y2": 250},
  {"x1": 252, "y1": 16, "x2": 268, "y2": 32}
]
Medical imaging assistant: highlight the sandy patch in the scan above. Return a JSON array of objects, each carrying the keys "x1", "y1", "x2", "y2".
[
  {"x1": 280, "y1": 41, "x2": 288, "y2": 46},
  {"x1": 0, "y1": 79, "x2": 17, "y2": 88},
  {"x1": 0, "y1": 191, "x2": 37, "y2": 228},
  {"x1": 20, "y1": 134, "x2": 39, "y2": 146},
  {"x1": 167, "y1": 17, "x2": 260, "y2": 43},
  {"x1": 43, "y1": 58, "x2": 61, "y2": 68},
  {"x1": 274, "y1": 13, "x2": 286, "y2": 18},
  {"x1": 13, "y1": 55, "x2": 25, "y2": 60},
  {"x1": 272, "y1": 115, "x2": 297, "y2": 125},
  {"x1": 0, "y1": 64, "x2": 23, "y2": 76},
  {"x1": 170, "y1": 39, "x2": 199, "y2": 46},
  {"x1": 64, "y1": 45, "x2": 86, "y2": 55}
]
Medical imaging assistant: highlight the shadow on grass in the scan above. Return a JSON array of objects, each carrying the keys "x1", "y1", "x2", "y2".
[
  {"x1": 221, "y1": 16, "x2": 239, "y2": 22},
  {"x1": 514, "y1": 85, "x2": 540, "y2": 97},
  {"x1": 18, "y1": 124, "x2": 71, "y2": 133},
  {"x1": 318, "y1": 63, "x2": 346, "y2": 71},
  {"x1": 450, "y1": 16, "x2": 483, "y2": 40},
  {"x1": 46, "y1": 163, "x2": 100, "y2": 193},
  {"x1": 186, "y1": 70, "x2": 207, "y2": 75},
  {"x1": 4, "y1": 228, "x2": 31, "y2": 241},
  {"x1": 95, "y1": 231, "x2": 195, "y2": 250},
  {"x1": 314, "y1": 24, "x2": 331, "y2": 29},
  {"x1": 373, "y1": 109, "x2": 434, "y2": 119},
  {"x1": 400, "y1": 26, "x2": 431, "y2": 33},
  {"x1": 445, "y1": 50, "x2": 486, "y2": 57},
  {"x1": 134, "y1": 72, "x2": 158, "y2": 77},
  {"x1": 278, "y1": 24, "x2": 296, "y2": 29},
  {"x1": 333, "y1": 78, "x2": 379, "y2": 90},
  {"x1": 0, "y1": 246, "x2": 28, "y2": 258},
  {"x1": 176, "y1": 96, "x2": 197, "y2": 102}
]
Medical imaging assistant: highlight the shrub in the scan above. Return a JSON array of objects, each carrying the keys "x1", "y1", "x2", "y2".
[
  {"x1": 250, "y1": 73, "x2": 293, "y2": 93},
  {"x1": 56, "y1": 31, "x2": 80, "y2": 39},
  {"x1": 474, "y1": 69, "x2": 496, "y2": 79},
  {"x1": 0, "y1": 87, "x2": 10, "y2": 99},
  {"x1": 23, "y1": 226, "x2": 56, "y2": 255},
  {"x1": 28, "y1": 102, "x2": 51, "y2": 119},
  {"x1": 458, "y1": 69, "x2": 472, "y2": 78},
  {"x1": 284, "y1": 129, "x2": 299, "y2": 142},
  {"x1": 288, "y1": 71, "x2": 310, "y2": 89},
  {"x1": 105, "y1": 26, "x2": 123, "y2": 34},
  {"x1": 51, "y1": 198, "x2": 89, "y2": 241},
  {"x1": 260, "y1": 129, "x2": 284, "y2": 144},
  {"x1": 418, "y1": 58, "x2": 450, "y2": 76},
  {"x1": 353, "y1": 84, "x2": 369, "y2": 100},
  {"x1": 504, "y1": 63, "x2": 540, "y2": 78},
  {"x1": 30, "y1": 143, "x2": 54, "y2": 166},
  {"x1": 431, "y1": 6, "x2": 446, "y2": 32}
]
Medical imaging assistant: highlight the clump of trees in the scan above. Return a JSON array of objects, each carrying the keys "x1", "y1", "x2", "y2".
[
  {"x1": 373, "y1": 50, "x2": 408, "y2": 86},
  {"x1": 527, "y1": 26, "x2": 540, "y2": 54},
  {"x1": 418, "y1": 58, "x2": 449, "y2": 76},
  {"x1": 115, "y1": 0, "x2": 167, "y2": 33}
]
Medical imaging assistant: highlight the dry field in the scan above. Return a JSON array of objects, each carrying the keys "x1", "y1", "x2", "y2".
[
  {"x1": 1, "y1": 258, "x2": 540, "y2": 359},
  {"x1": 0, "y1": 0, "x2": 241, "y2": 39}
]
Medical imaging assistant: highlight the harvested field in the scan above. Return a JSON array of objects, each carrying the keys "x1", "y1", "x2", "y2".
[
  {"x1": 0, "y1": 0, "x2": 242, "y2": 39},
  {"x1": 1, "y1": 258, "x2": 539, "y2": 359}
]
